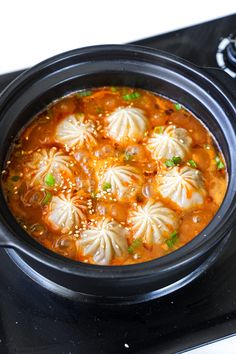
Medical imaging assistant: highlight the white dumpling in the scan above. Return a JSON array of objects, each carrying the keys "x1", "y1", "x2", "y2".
[
  {"x1": 157, "y1": 166, "x2": 206, "y2": 209},
  {"x1": 44, "y1": 194, "x2": 87, "y2": 232},
  {"x1": 98, "y1": 165, "x2": 143, "y2": 199},
  {"x1": 78, "y1": 218, "x2": 128, "y2": 265},
  {"x1": 147, "y1": 125, "x2": 192, "y2": 160},
  {"x1": 26, "y1": 147, "x2": 72, "y2": 186},
  {"x1": 128, "y1": 199, "x2": 178, "y2": 245},
  {"x1": 107, "y1": 107, "x2": 148, "y2": 142},
  {"x1": 55, "y1": 114, "x2": 97, "y2": 149}
]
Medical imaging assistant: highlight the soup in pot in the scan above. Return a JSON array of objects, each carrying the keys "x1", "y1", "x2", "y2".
[{"x1": 1, "y1": 87, "x2": 227, "y2": 265}]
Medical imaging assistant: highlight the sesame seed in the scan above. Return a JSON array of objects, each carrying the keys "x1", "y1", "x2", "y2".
[
  {"x1": 133, "y1": 253, "x2": 140, "y2": 260},
  {"x1": 193, "y1": 216, "x2": 200, "y2": 223}
]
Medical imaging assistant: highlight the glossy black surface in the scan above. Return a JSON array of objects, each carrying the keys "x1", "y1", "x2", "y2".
[
  {"x1": 0, "y1": 13, "x2": 236, "y2": 354},
  {"x1": 133, "y1": 14, "x2": 236, "y2": 69},
  {"x1": 1, "y1": 232, "x2": 236, "y2": 354}
]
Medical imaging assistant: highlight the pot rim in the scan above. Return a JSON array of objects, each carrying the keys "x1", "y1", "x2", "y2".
[{"x1": 0, "y1": 44, "x2": 236, "y2": 279}]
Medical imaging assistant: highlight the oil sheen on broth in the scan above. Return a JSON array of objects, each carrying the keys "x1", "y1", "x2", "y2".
[{"x1": 2, "y1": 87, "x2": 227, "y2": 265}]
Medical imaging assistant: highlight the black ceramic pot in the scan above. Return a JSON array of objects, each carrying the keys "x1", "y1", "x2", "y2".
[{"x1": 0, "y1": 45, "x2": 236, "y2": 305}]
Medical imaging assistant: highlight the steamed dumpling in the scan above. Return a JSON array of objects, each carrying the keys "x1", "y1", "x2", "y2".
[
  {"x1": 128, "y1": 199, "x2": 178, "y2": 245},
  {"x1": 26, "y1": 147, "x2": 73, "y2": 186},
  {"x1": 147, "y1": 125, "x2": 192, "y2": 160},
  {"x1": 44, "y1": 194, "x2": 87, "y2": 232},
  {"x1": 98, "y1": 165, "x2": 143, "y2": 200},
  {"x1": 55, "y1": 114, "x2": 97, "y2": 149},
  {"x1": 157, "y1": 166, "x2": 206, "y2": 209},
  {"x1": 78, "y1": 218, "x2": 128, "y2": 265},
  {"x1": 107, "y1": 107, "x2": 148, "y2": 142}
]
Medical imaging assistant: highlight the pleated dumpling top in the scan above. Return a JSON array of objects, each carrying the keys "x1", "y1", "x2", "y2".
[
  {"x1": 128, "y1": 199, "x2": 178, "y2": 245},
  {"x1": 55, "y1": 114, "x2": 97, "y2": 149},
  {"x1": 107, "y1": 107, "x2": 148, "y2": 143},
  {"x1": 147, "y1": 125, "x2": 192, "y2": 160},
  {"x1": 78, "y1": 218, "x2": 128, "y2": 265},
  {"x1": 157, "y1": 166, "x2": 206, "y2": 209},
  {"x1": 44, "y1": 194, "x2": 87, "y2": 232},
  {"x1": 98, "y1": 164, "x2": 143, "y2": 200},
  {"x1": 26, "y1": 147, "x2": 73, "y2": 187}
]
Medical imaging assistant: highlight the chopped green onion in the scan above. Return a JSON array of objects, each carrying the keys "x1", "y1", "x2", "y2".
[
  {"x1": 124, "y1": 152, "x2": 133, "y2": 162},
  {"x1": 77, "y1": 90, "x2": 92, "y2": 97},
  {"x1": 166, "y1": 230, "x2": 178, "y2": 248},
  {"x1": 128, "y1": 238, "x2": 142, "y2": 254},
  {"x1": 172, "y1": 156, "x2": 182, "y2": 165},
  {"x1": 165, "y1": 156, "x2": 182, "y2": 167},
  {"x1": 165, "y1": 159, "x2": 175, "y2": 167},
  {"x1": 42, "y1": 191, "x2": 52, "y2": 205},
  {"x1": 154, "y1": 126, "x2": 164, "y2": 134},
  {"x1": 174, "y1": 103, "x2": 182, "y2": 110},
  {"x1": 188, "y1": 159, "x2": 197, "y2": 168},
  {"x1": 217, "y1": 161, "x2": 225, "y2": 170},
  {"x1": 102, "y1": 182, "x2": 112, "y2": 191},
  {"x1": 123, "y1": 92, "x2": 141, "y2": 101},
  {"x1": 45, "y1": 173, "x2": 55, "y2": 187},
  {"x1": 111, "y1": 87, "x2": 118, "y2": 92},
  {"x1": 11, "y1": 175, "x2": 20, "y2": 182},
  {"x1": 215, "y1": 156, "x2": 225, "y2": 170}
]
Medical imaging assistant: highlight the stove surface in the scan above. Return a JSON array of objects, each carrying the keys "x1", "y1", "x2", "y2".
[{"x1": 0, "y1": 14, "x2": 236, "y2": 354}]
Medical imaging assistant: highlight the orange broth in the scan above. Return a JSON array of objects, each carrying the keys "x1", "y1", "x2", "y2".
[{"x1": 1, "y1": 87, "x2": 227, "y2": 265}]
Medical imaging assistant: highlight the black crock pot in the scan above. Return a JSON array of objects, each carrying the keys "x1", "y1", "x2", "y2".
[{"x1": 0, "y1": 45, "x2": 236, "y2": 305}]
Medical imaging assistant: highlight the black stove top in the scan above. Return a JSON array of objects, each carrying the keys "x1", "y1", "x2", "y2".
[{"x1": 1, "y1": 14, "x2": 236, "y2": 354}]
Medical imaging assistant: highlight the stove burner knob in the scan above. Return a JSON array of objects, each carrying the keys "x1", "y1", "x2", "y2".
[
  {"x1": 226, "y1": 35, "x2": 236, "y2": 68},
  {"x1": 216, "y1": 34, "x2": 236, "y2": 78}
]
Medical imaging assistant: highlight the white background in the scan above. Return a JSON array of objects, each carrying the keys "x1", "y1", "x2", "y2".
[
  {"x1": 1, "y1": 1, "x2": 236, "y2": 353},
  {"x1": 0, "y1": 0, "x2": 235, "y2": 74}
]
